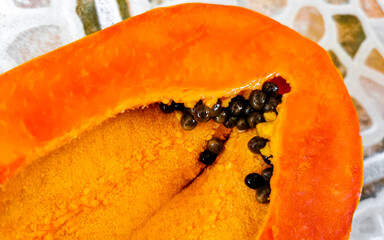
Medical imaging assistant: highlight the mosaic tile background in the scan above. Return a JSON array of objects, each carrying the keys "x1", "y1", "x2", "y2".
[{"x1": 0, "y1": 0, "x2": 383, "y2": 239}]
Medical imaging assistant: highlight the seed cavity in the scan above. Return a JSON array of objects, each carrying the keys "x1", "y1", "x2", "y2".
[{"x1": 158, "y1": 78, "x2": 289, "y2": 205}]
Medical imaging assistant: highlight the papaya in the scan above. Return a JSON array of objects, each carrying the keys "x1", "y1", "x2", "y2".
[{"x1": 0, "y1": 3, "x2": 363, "y2": 240}]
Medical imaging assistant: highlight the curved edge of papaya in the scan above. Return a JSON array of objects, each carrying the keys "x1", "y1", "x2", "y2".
[
  {"x1": 0, "y1": 3, "x2": 281, "y2": 181},
  {"x1": 0, "y1": 3, "x2": 363, "y2": 239}
]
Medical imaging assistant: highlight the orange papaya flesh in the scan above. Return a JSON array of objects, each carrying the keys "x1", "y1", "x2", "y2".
[
  {"x1": 130, "y1": 130, "x2": 270, "y2": 240},
  {"x1": 0, "y1": 3, "x2": 363, "y2": 240},
  {"x1": 0, "y1": 106, "x2": 232, "y2": 239}
]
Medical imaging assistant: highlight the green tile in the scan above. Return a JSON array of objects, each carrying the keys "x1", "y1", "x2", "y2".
[
  {"x1": 328, "y1": 50, "x2": 347, "y2": 78},
  {"x1": 324, "y1": 0, "x2": 349, "y2": 4},
  {"x1": 333, "y1": 15, "x2": 366, "y2": 58},
  {"x1": 76, "y1": 0, "x2": 101, "y2": 35},
  {"x1": 117, "y1": 0, "x2": 130, "y2": 20}
]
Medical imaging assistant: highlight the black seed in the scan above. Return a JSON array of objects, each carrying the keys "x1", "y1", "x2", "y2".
[
  {"x1": 243, "y1": 104, "x2": 254, "y2": 116},
  {"x1": 248, "y1": 137, "x2": 268, "y2": 154},
  {"x1": 188, "y1": 100, "x2": 203, "y2": 114},
  {"x1": 173, "y1": 102, "x2": 185, "y2": 111},
  {"x1": 180, "y1": 113, "x2": 197, "y2": 131},
  {"x1": 182, "y1": 108, "x2": 194, "y2": 115},
  {"x1": 207, "y1": 137, "x2": 224, "y2": 154},
  {"x1": 262, "y1": 96, "x2": 280, "y2": 113},
  {"x1": 229, "y1": 96, "x2": 245, "y2": 116},
  {"x1": 195, "y1": 100, "x2": 203, "y2": 107},
  {"x1": 199, "y1": 150, "x2": 217, "y2": 165},
  {"x1": 223, "y1": 116, "x2": 239, "y2": 128},
  {"x1": 210, "y1": 100, "x2": 222, "y2": 117},
  {"x1": 262, "y1": 103, "x2": 275, "y2": 113},
  {"x1": 261, "y1": 167, "x2": 273, "y2": 182},
  {"x1": 262, "y1": 155, "x2": 272, "y2": 165},
  {"x1": 159, "y1": 102, "x2": 175, "y2": 113},
  {"x1": 236, "y1": 118, "x2": 250, "y2": 130},
  {"x1": 276, "y1": 95, "x2": 282, "y2": 102},
  {"x1": 256, "y1": 184, "x2": 271, "y2": 203},
  {"x1": 194, "y1": 104, "x2": 211, "y2": 123},
  {"x1": 213, "y1": 109, "x2": 229, "y2": 124},
  {"x1": 262, "y1": 82, "x2": 279, "y2": 97},
  {"x1": 268, "y1": 97, "x2": 280, "y2": 108},
  {"x1": 249, "y1": 90, "x2": 267, "y2": 110},
  {"x1": 245, "y1": 173, "x2": 266, "y2": 190},
  {"x1": 247, "y1": 112, "x2": 264, "y2": 128}
]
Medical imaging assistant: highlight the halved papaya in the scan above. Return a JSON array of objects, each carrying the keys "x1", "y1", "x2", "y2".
[{"x1": 0, "y1": 3, "x2": 363, "y2": 240}]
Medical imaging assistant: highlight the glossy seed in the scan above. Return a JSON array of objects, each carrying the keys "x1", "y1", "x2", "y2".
[
  {"x1": 262, "y1": 103, "x2": 275, "y2": 113},
  {"x1": 248, "y1": 137, "x2": 268, "y2": 154},
  {"x1": 236, "y1": 118, "x2": 250, "y2": 130},
  {"x1": 262, "y1": 82, "x2": 279, "y2": 97},
  {"x1": 180, "y1": 113, "x2": 197, "y2": 131},
  {"x1": 213, "y1": 109, "x2": 229, "y2": 124},
  {"x1": 247, "y1": 112, "x2": 264, "y2": 128},
  {"x1": 159, "y1": 102, "x2": 175, "y2": 113},
  {"x1": 195, "y1": 100, "x2": 203, "y2": 107},
  {"x1": 190, "y1": 100, "x2": 203, "y2": 114},
  {"x1": 268, "y1": 97, "x2": 280, "y2": 108},
  {"x1": 256, "y1": 184, "x2": 271, "y2": 203},
  {"x1": 207, "y1": 137, "x2": 224, "y2": 154},
  {"x1": 245, "y1": 173, "x2": 266, "y2": 190},
  {"x1": 199, "y1": 150, "x2": 217, "y2": 165},
  {"x1": 182, "y1": 107, "x2": 194, "y2": 115},
  {"x1": 243, "y1": 104, "x2": 254, "y2": 116},
  {"x1": 262, "y1": 155, "x2": 272, "y2": 165},
  {"x1": 194, "y1": 104, "x2": 211, "y2": 122},
  {"x1": 229, "y1": 96, "x2": 245, "y2": 116},
  {"x1": 261, "y1": 167, "x2": 273, "y2": 182},
  {"x1": 173, "y1": 102, "x2": 185, "y2": 111},
  {"x1": 210, "y1": 100, "x2": 222, "y2": 117},
  {"x1": 223, "y1": 116, "x2": 239, "y2": 128},
  {"x1": 249, "y1": 90, "x2": 267, "y2": 110}
]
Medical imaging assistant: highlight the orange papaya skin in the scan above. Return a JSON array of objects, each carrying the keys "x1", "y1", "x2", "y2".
[{"x1": 0, "y1": 3, "x2": 362, "y2": 239}]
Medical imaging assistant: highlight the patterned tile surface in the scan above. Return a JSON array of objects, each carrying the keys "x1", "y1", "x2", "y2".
[{"x1": 0, "y1": 0, "x2": 384, "y2": 238}]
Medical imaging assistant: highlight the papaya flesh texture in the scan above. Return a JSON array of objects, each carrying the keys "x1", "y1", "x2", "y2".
[{"x1": 0, "y1": 3, "x2": 362, "y2": 240}]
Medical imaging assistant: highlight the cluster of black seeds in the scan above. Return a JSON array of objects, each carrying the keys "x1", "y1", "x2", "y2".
[
  {"x1": 199, "y1": 137, "x2": 224, "y2": 166},
  {"x1": 244, "y1": 82, "x2": 282, "y2": 203},
  {"x1": 244, "y1": 167, "x2": 273, "y2": 203},
  {"x1": 159, "y1": 82, "x2": 282, "y2": 132},
  {"x1": 159, "y1": 81, "x2": 283, "y2": 204}
]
